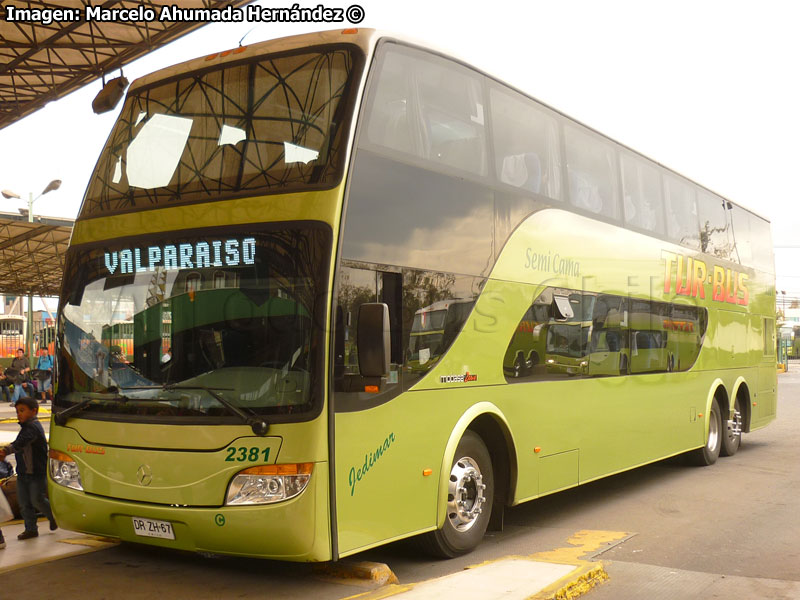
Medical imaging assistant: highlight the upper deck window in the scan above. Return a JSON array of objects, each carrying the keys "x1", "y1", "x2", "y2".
[
  {"x1": 621, "y1": 152, "x2": 664, "y2": 235},
  {"x1": 564, "y1": 125, "x2": 620, "y2": 220},
  {"x1": 664, "y1": 174, "x2": 700, "y2": 250},
  {"x1": 697, "y1": 190, "x2": 732, "y2": 260},
  {"x1": 490, "y1": 85, "x2": 562, "y2": 201},
  {"x1": 80, "y1": 45, "x2": 363, "y2": 219},
  {"x1": 363, "y1": 44, "x2": 487, "y2": 177}
]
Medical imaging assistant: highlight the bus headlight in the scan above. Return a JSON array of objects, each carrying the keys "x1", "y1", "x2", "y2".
[
  {"x1": 225, "y1": 463, "x2": 313, "y2": 505},
  {"x1": 49, "y1": 450, "x2": 83, "y2": 491}
]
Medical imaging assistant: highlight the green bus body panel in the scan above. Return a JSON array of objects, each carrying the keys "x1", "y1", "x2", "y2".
[
  {"x1": 56, "y1": 185, "x2": 776, "y2": 559},
  {"x1": 49, "y1": 426, "x2": 282, "y2": 505},
  {"x1": 70, "y1": 189, "x2": 343, "y2": 245},
  {"x1": 48, "y1": 415, "x2": 332, "y2": 558},
  {"x1": 54, "y1": 188, "x2": 345, "y2": 561},
  {"x1": 333, "y1": 207, "x2": 775, "y2": 555},
  {"x1": 48, "y1": 461, "x2": 331, "y2": 561}
]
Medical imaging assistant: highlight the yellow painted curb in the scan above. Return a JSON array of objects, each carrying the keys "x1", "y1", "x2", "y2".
[
  {"x1": 551, "y1": 564, "x2": 609, "y2": 599},
  {"x1": 314, "y1": 560, "x2": 399, "y2": 587},
  {"x1": 58, "y1": 536, "x2": 118, "y2": 548},
  {"x1": 1, "y1": 409, "x2": 51, "y2": 424}
]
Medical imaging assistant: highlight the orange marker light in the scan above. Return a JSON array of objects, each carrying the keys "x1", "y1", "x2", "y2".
[
  {"x1": 698, "y1": 413, "x2": 703, "y2": 418},
  {"x1": 422, "y1": 469, "x2": 433, "y2": 476},
  {"x1": 240, "y1": 463, "x2": 313, "y2": 476},
  {"x1": 534, "y1": 447, "x2": 542, "y2": 454},
  {"x1": 205, "y1": 53, "x2": 219, "y2": 61},
  {"x1": 49, "y1": 449, "x2": 75, "y2": 462},
  {"x1": 342, "y1": 28, "x2": 358, "y2": 34},
  {"x1": 364, "y1": 385, "x2": 379, "y2": 393}
]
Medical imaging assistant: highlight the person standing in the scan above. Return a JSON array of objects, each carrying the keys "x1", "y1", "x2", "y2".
[
  {"x1": 0, "y1": 396, "x2": 57, "y2": 539},
  {"x1": 35, "y1": 348, "x2": 54, "y2": 403}
]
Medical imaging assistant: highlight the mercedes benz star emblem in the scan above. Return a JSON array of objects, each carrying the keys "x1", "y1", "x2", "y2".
[{"x1": 137, "y1": 464, "x2": 153, "y2": 486}]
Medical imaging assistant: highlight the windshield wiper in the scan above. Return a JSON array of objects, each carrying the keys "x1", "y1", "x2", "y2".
[
  {"x1": 54, "y1": 397, "x2": 94, "y2": 426},
  {"x1": 162, "y1": 385, "x2": 270, "y2": 437},
  {"x1": 54, "y1": 393, "x2": 131, "y2": 426}
]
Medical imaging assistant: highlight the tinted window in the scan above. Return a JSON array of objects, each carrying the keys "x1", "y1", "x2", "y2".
[
  {"x1": 730, "y1": 205, "x2": 754, "y2": 264},
  {"x1": 81, "y1": 47, "x2": 362, "y2": 218},
  {"x1": 729, "y1": 206, "x2": 774, "y2": 273},
  {"x1": 564, "y1": 126, "x2": 620, "y2": 219},
  {"x1": 333, "y1": 263, "x2": 481, "y2": 410},
  {"x1": 58, "y1": 225, "x2": 331, "y2": 422},
  {"x1": 490, "y1": 86, "x2": 561, "y2": 200},
  {"x1": 621, "y1": 153, "x2": 664, "y2": 234},
  {"x1": 345, "y1": 44, "x2": 493, "y2": 276},
  {"x1": 669, "y1": 303, "x2": 707, "y2": 371},
  {"x1": 749, "y1": 214, "x2": 774, "y2": 273},
  {"x1": 697, "y1": 191, "x2": 731, "y2": 260},
  {"x1": 504, "y1": 288, "x2": 707, "y2": 383},
  {"x1": 364, "y1": 43, "x2": 487, "y2": 176},
  {"x1": 664, "y1": 174, "x2": 700, "y2": 249}
]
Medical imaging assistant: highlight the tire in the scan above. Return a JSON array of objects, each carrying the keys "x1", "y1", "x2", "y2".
[
  {"x1": 691, "y1": 397, "x2": 722, "y2": 466},
  {"x1": 422, "y1": 430, "x2": 494, "y2": 558},
  {"x1": 513, "y1": 354, "x2": 526, "y2": 378},
  {"x1": 720, "y1": 396, "x2": 743, "y2": 457}
]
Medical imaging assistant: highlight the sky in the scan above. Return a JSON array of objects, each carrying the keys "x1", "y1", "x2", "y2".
[{"x1": 1, "y1": 0, "x2": 798, "y2": 302}]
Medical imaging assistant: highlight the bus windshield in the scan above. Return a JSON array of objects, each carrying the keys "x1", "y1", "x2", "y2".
[
  {"x1": 56, "y1": 225, "x2": 330, "y2": 421},
  {"x1": 80, "y1": 46, "x2": 361, "y2": 218}
]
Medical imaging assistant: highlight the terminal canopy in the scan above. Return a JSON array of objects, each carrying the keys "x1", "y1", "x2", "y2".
[
  {"x1": 0, "y1": 0, "x2": 251, "y2": 130},
  {"x1": 0, "y1": 213, "x2": 73, "y2": 296}
]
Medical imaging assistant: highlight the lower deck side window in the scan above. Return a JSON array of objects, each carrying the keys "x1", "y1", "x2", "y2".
[{"x1": 504, "y1": 287, "x2": 708, "y2": 383}]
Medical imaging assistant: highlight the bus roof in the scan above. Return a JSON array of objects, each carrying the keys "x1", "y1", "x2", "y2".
[
  {"x1": 129, "y1": 28, "x2": 380, "y2": 93},
  {"x1": 129, "y1": 28, "x2": 768, "y2": 225}
]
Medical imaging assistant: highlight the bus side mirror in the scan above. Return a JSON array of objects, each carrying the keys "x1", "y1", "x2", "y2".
[{"x1": 358, "y1": 303, "x2": 390, "y2": 377}]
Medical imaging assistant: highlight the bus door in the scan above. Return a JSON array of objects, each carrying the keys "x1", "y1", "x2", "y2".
[{"x1": 332, "y1": 265, "x2": 432, "y2": 556}]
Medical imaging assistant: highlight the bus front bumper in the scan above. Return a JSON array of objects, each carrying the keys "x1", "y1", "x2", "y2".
[{"x1": 48, "y1": 467, "x2": 331, "y2": 562}]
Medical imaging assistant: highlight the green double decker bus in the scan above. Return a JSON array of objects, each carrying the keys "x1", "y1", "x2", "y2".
[{"x1": 49, "y1": 29, "x2": 776, "y2": 561}]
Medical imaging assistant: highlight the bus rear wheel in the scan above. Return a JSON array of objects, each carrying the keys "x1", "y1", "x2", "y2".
[
  {"x1": 721, "y1": 397, "x2": 743, "y2": 457},
  {"x1": 423, "y1": 430, "x2": 494, "y2": 558},
  {"x1": 691, "y1": 397, "x2": 722, "y2": 466}
]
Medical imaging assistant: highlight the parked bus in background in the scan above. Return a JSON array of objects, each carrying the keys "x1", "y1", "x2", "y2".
[
  {"x1": 0, "y1": 314, "x2": 25, "y2": 358},
  {"x1": 49, "y1": 29, "x2": 776, "y2": 562}
]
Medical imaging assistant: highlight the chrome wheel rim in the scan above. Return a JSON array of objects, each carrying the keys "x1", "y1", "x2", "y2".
[
  {"x1": 447, "y1": 456, "x2": 486, "y2": 532},
  {"x1": 727, "y1": 406, "x2": 742, "y2": 442},
  {"x1": 708, "y1": 408, "x2": 720, "y2": 450}
]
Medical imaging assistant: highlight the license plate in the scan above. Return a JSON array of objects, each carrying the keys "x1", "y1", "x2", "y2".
[{"x1": 132, "y1": 517, "x2": 175, "y2": 540}]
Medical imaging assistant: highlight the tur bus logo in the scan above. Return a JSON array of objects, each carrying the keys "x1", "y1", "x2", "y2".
[{"x1": 662, "y1": 250, "x2": 749, "y2": 306}]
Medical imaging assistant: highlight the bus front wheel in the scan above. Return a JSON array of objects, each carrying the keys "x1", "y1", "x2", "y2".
[
  {"x1": 691, "y1": 397, "x2": 722, "y2": 466},
  {"x1": 424, "y1": 430, "x2": 494, "y2": 558}
]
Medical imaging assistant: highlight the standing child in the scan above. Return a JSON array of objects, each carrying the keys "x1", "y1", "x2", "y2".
[{"x1": 0, "y1": 396, "x2": 57, "y2": 539}]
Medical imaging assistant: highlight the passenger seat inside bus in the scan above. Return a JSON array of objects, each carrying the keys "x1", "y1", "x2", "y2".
[{"x1": 500, "y1": 152, "x2": 542, "y2": 193}]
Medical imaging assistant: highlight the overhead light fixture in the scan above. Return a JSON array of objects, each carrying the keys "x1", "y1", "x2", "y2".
[
  {"x1": 92, "y1": 75, "x2": 129, "y2": 114},
  {"x1": 1, "y1": 189, "x2": 21, "y2": 200},
  {"x1": 41, "y1": 179, "x2": 61, "y2": 194}
]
